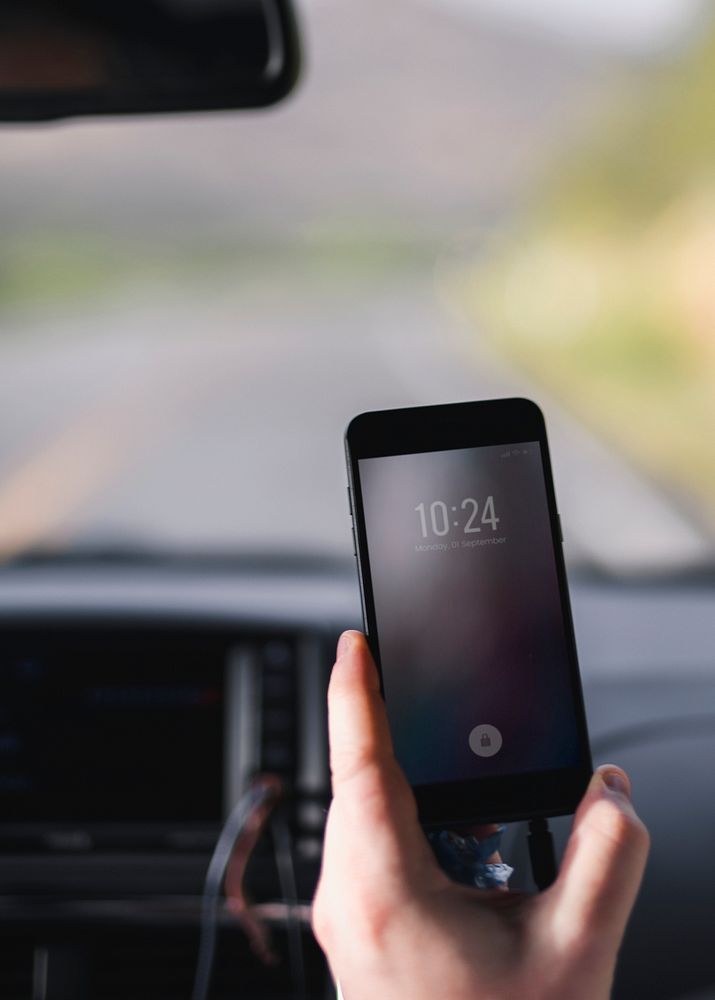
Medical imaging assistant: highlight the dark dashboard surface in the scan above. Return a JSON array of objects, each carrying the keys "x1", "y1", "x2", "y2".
[{"x1": 0, "y1": 558, "x2": 713, "y2": 999}]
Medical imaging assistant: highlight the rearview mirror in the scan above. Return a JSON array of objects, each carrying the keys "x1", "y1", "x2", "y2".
[{"x1": 0, "y1": 0, "x2": 300, "y2": 121}]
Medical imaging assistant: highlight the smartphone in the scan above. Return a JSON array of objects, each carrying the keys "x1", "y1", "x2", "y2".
[{"x1": 345, "y1": 397, "x2": 592, "y2": 826}]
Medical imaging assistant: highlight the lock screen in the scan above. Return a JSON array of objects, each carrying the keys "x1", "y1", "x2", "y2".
[{"x1": 358, "y1": 442, "x2": 581, "y2": 786}]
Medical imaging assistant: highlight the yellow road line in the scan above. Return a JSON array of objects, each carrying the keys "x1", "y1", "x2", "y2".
[{"x1": 0, "y1": 361, "x2": 205, "y2": 560}]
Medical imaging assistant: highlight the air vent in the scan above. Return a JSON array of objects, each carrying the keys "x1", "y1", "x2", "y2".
[{"x1": 0, "y1": 929, "x2": 327, "y2": 999}]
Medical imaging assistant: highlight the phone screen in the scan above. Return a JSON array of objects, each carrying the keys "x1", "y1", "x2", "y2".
[{"x1": 357, "y1": 440, "x2": 581, "y2": 788}]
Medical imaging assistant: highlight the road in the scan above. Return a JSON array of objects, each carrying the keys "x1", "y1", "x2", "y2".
[{"x1": 0, "y1": 0, "x2": 711, "y2": 573}]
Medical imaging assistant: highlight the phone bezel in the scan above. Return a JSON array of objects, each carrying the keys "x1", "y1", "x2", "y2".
[{"x1": 345, "y1": 397, "x2": 592, "y2": 826}]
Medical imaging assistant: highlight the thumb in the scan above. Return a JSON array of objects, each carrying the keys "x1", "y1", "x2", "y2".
[
  {"x1": 314, "y1": 633, "x2": 437, "y2": 964},
  {"x1": 326, "y1": 631, "x2": 429, "y2": 860},
  {"x1": 543, "y1": 765, "x2": 650, "y2": 955}
]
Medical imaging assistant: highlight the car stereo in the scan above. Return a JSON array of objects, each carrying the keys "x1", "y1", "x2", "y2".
[{"x1": 0, "y1": 629, "x2": 259, "y2": 845}]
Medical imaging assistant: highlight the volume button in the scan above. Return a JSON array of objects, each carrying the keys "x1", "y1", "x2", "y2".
[{"x1": 347, "y1": 486, "x2": 353, "y2": 515}]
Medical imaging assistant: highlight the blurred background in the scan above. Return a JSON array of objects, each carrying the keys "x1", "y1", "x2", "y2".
[
  {"x1": 2, "y1": 7, "x2": 715, "y2": 997},
  {"x1": 1, "y1": 0, "x2": 714, "y2": 577}
]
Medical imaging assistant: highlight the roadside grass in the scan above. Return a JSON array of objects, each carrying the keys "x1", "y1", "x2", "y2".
[
  {"x1": 0, "y1": 226, "x2": 434, "y2": 322},
  {"x1": 450, "y1": 27, "x2": 715, "y2": 535}
]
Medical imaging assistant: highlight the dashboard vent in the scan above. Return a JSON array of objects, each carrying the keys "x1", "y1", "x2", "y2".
[
  {"x1": 8, "y1": 930, "x2": 328, "y2": 999},
  {"x1": 0, "y1": 877, "x2": 327, "y2": 998}
]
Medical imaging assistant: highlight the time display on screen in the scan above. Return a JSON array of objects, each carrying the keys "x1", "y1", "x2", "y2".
[{"x1": 415, "y1": 496, "x2": 500, "y2": 538}]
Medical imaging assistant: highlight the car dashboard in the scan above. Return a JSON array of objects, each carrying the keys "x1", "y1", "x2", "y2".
[
  {"x1": 0, "y1": 558, "x2": 357, "y2": 999},
  {"x1": 0, "y1": 557, "x2": 713, "y2": 999}
]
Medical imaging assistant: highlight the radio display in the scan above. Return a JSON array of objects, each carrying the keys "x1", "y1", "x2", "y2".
[{"x1": 0, "y1": 631, "x2": 226, "y2": 824}]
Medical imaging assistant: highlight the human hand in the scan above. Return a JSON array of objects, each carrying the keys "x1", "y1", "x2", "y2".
[{"x1": 312, "y1": 631, "x2": 650, "y2": 1000}]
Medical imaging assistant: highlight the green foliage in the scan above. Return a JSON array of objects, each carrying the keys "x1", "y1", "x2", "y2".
[
  {"x1": 457, "y1": 23, "x2": 715, "y2": 531},
  {"x1": 539, "y1": 29, "x2": 715, "y2": 227}
]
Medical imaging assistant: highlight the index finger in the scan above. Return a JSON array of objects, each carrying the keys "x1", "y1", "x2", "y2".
[{"x1": 540, "y1": 766, "x2": 649, "y2": 954}]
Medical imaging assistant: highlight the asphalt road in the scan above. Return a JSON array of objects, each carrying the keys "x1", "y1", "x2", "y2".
[
  {"x1": 0, "y1": 0, "x2": 711, "y2": 573},
  {"x1": 0, "y1": 264, "x2": 709, "y2": 574}
]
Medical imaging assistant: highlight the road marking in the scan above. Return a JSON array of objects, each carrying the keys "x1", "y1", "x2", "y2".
[{"x1": 0, "y1": 358, "x2": 206, "y2": 561}]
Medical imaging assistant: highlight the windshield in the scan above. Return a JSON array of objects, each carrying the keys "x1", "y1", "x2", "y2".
[{"x1": 1, "y1": 0, "x2": 714, "y2": 576}]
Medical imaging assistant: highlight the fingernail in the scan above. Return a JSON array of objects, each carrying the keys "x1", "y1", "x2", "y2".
[
  {"x1": 336, "y1": 631, "x2": 353, "y2": 660},
  {"x1": 601, "y1": 768, "x2": 631, "y2": 799}
]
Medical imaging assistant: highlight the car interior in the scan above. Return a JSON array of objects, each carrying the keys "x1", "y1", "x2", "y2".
[{"x1": 0, "y1": 2, "x2": 714, "y2": 999}]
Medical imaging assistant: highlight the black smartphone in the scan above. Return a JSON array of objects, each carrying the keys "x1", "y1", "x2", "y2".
[{"x1": 345, "y1": 397, "x2": 592, "y2": 827}]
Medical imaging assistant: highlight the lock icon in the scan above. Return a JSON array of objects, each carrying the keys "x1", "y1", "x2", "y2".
[{"x1": 470, "y1": 724, "x2": 502, "y2": 757}]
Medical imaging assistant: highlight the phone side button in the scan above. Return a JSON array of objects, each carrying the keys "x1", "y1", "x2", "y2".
[
  {"x1": 557, "y1": 514, "x2": 564, "y2": 543},
  {"x1": 347, "y1": 486, "x2": 353, "y2": 515}
]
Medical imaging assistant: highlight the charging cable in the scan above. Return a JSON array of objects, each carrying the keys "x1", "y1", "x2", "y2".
[
  {"x1": 527, "y1": 817, "x2": 557, "y2": 891},
  {"x1": 272, "y1": 814, "x2": 306, "y2": 999},
  {"x1": 192, "y1": 777, "x2": 281, "y2": 1000}
]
